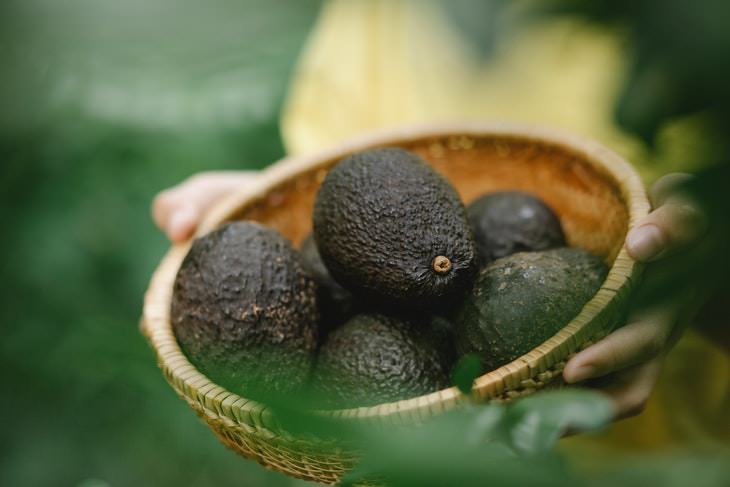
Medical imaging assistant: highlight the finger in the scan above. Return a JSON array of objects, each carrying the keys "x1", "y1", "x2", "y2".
[
  {"x1": 649, "y1": 172, "x2": 693, "y2": 207},
  {"x1": 152, "y1": 184, "x2": 205, "y2": 243},
  {"x1": 625, "y1": 199, "x2": 706, "y2": 262},
  {"x1": 166, "y1": 204, "x2": 199, "y2": 242},
  {"x1": 599, "y1": 357, "x2": 663, "y2": 420},
  {"x1": 563, "y1": 308, "x2": 673, "y2": 384},
  {"x1": 151, "y1": 171, "x2": 257, "y2": 242},
  {"x1": 151, "y1": 188, "x2": 177, "y2": 231},
  {"x1": 179, "y1": 172, "x2": 257, "y2": 217}
]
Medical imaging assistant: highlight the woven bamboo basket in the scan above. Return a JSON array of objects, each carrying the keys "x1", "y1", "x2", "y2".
[{"x1": 141, "y1": 122, "x2": 649, "y2": 484}]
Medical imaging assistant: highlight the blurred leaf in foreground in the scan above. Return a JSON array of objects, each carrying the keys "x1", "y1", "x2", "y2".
[
  {"x1": 451, "y1": 353, "x2": 483, "y2": 394},
  {"x1": 504, "y1": 390, "x2": 614, "y2": 455},
  {"x1": 301, "y1": 390, "x2": 611, "y2": 486}
]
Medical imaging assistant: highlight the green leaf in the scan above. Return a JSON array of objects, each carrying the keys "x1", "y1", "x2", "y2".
[
  {"x1": 503, "y1": 390, "x2": 614, "y2": 454},
  {"x1": 341, "y1": 391, "x2": 611, "y2": 486},
  {"x1": 451, "y1": 354, "x2": 482, "y2": 394}
]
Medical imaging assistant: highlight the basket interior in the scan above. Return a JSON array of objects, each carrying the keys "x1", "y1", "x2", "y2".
[{"x1": 222, "y1": 134, "x2": 629, "y2": 264}]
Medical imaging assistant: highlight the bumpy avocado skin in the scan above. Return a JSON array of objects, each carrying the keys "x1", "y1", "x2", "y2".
[
  {"x1": 455, "y1": 248, "x2": 608, "y2": 372},
  {"x1": 299, "y1": 234, "x2": 356, "y2": 333},
  {"x1": 467, "y1": 191, "x2": 565, "y2": 267},
  {"x1": 429, "y1": 315, "x2": 458, "y2": 371},
  {"x1": 312, "y1": 313, "x2": 450, "y2": 408},
  {"x1": 171, "y1": 222, "x2": 318, "y2": 399},
  {"x1": 313, "y1": 148, "x2": 478, "y2": 309}
]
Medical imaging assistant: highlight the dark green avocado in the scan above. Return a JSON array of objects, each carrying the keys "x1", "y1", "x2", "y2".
[
  {"x1": 312, "y1": 313, "x2": 450, "y2": 408},
  {"x1": 466, "y1": 191, "x2": 565, "y2": 267},
  {"x1": 455, "y1": 247, "x2": 608, "y2": 372},
  {"x1": 313, "y1": 147, "x2": 478, "y2": 309},
  {"x1": 171, "y1": 222, "x2": 318, "y2": 399},
  {"x1": 299, "y1": 234, "x2": 356, "y2": 333},
  {"x1": 428, "y1": 315, "x2": 458, "y2": 371}
]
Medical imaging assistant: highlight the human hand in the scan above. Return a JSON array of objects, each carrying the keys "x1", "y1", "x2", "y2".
[
  {"x1": 151, "y1": 171, "x2": 258, "y2": 242},
  {"x1": 563, "y1": 173, "x2": 706, "y2": 420}
]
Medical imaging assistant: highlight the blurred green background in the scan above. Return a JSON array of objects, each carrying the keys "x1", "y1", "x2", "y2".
[{"x1": 0, "y1": 1, "x2": 321, "y2": 485}]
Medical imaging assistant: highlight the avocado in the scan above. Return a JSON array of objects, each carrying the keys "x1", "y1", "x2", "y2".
[
  {"x1": 299, "y1": 234, "x2": 356, "y2": 333},
  {"x1": 313, "y1": 147, "x2": 478, "y2": 309},
  {"x1": 466, "y1": 191, "x2": 565, "y2": 267},
  {"x1": 171, "y1": 222, "x2": 318, "y2": 399},
  {"x1": 455, "y1": 248, "x2": 608, "y2": 372},
  {"x1": 312, "y1": 313, "x2": 450, "y2": 408},
  {"x1": 429, "y1": 315, "x2": 458, "y2": 371}
]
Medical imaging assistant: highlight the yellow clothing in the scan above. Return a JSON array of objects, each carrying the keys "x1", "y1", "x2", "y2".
[
  {"x1": 281, "y1": 0, "x2": 730, "y2": 452},
  {"x1": 282, "y1": 0, "x2": 643, "y2": 166}
]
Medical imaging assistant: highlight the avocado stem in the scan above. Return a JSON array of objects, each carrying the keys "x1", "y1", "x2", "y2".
[{"x1": 433, "y1": 255, "x2": 452, "y2": 274}]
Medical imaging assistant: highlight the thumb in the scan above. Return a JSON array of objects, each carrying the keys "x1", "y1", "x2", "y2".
[{"x1": 626, "y1": 187, "x2": 706, "y2": 262}]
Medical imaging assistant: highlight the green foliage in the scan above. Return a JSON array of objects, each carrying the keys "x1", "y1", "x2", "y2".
[
  {"x1": 266, "y1": 390, "x2": 610, "y2": 486},
  {"x1": 544, "y1": 0, "x2": 730, "y2": 321},
  {"x1": 450, "y1": 353, "x2": 482, "y2": 394},
  {"x1": 544, "y1": 0, "x2": 730, "y2": 143},
  {"x1": 312, "y1": 390, "x2": 728, "y2": 487},
  {"x1": 504, "y1": 391, "x2": 614, "y2": 455},
  {"x1": 0, "y1": 1, "x2": 320, "y2": 486},
  {"x1": 272, "y1": 386, "x2": 730, "y2": 484},
  {"x1": 343, "y1": 391, "x2": 610, "y2": 486}
]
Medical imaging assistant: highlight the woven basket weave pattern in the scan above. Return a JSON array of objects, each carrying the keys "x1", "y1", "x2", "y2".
[{"x1": 142, "y1": 123, "x2": 649, "y2": 484}]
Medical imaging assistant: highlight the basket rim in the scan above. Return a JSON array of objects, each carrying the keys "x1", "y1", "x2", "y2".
[{"x1": 141, "y1": 120, "x2": 650, "y2": 437}]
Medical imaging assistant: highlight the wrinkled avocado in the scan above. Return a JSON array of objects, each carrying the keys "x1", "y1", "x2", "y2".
[
  {"x1": 171, "y1": 222, "x2": 318, "y2": 399},
  {"x1": 299, "y1": 234, "x2": 356, "y2": 333},
  {"x1": 313, "y1": 147, "x2": 478, "y2": 309},
  {"x1": 466, "y1": 191, "x2": 565, "y2": 267},
  {"x1": 312, "y1": 313, "x2": 450, "y2": 408},
  {"x1": 455, "y1": 248, "x2": 608, "y2": 372}
]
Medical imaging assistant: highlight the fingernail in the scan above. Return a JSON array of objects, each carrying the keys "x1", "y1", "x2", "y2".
[
  {"x1": 564, "y1": 364, "x2": 595, "y2": 384},
  {"x1": 168, "y1": 206, "x2": 197, "y2": 241},
  {"x1": 626, "y1": 224, "x2": 664, "y2": 262}
]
